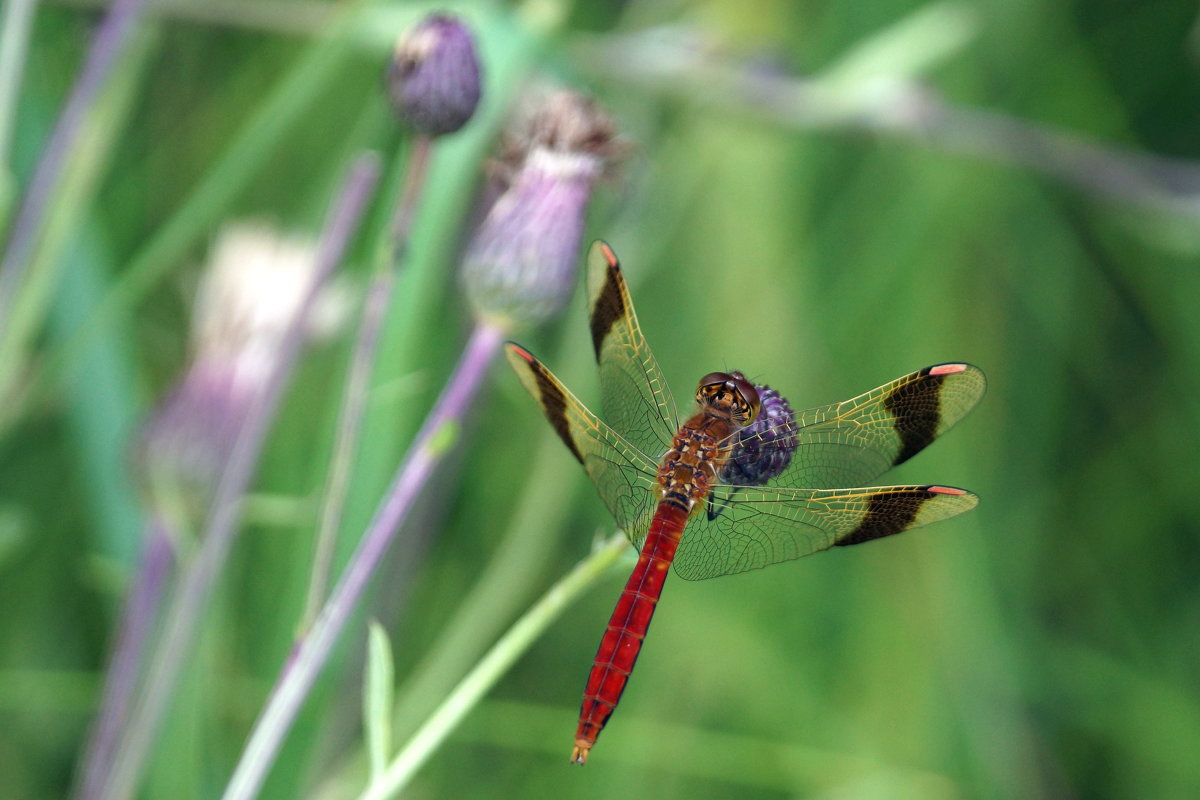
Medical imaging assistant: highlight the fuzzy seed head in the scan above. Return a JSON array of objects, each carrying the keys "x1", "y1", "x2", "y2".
[{"x1": 461, "y1": 90, "x2": 622, "y2": 330}]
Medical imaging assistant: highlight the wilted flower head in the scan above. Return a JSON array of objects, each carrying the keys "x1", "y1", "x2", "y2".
[
  {"x1": 386, "y1": 13, "x2": 481, "y2": 137},
  {"x1": 461, "y1": 89, "x2": 622, "y2": 330},
  {"x1": 191, "y1": 224, "x2": 326, "y2": 382},
  {"x1": 138, "y1": 223, "x2": 327, "y2": 508},
  {"x1": 720, "y1": 374, "x2": 797, "y2": 487}
]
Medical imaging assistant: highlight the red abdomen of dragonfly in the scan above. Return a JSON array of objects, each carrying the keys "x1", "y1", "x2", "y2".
[{"x1": 571, "y1": 372, "x2": 760, "y2": 765}]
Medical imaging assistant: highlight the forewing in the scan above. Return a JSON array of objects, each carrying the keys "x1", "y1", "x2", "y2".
[
  {"x1": 505, "y1": 343, "x2": 659, "y2": 545},
  {"x1": 586, "y1": 241, "x2": 678, "y2": 459},
  {"x1": 731, "y1": 363, "x2": 986, "y2": 491},
  {"x1": 674, "y1": 485, "x2": 978, "y2": 581}
]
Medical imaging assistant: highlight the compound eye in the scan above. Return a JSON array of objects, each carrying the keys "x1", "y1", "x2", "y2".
[
  {"x1": 696, "y1": 371, "x2": 729, "y2": 402},
  {"x1": 728, "y1": 375, "x2": 760, "y2": 422},
  {"x1": 697, "y1": 372, "x2": 732, "y2": 390},
  {"x1": 695, "y1": 372, "x2": 735, "y2": 406}
]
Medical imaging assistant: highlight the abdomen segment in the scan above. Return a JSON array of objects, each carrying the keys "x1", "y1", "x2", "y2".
[{"x1": 572, "y1": 503, "x2": 687, "y2": 764}]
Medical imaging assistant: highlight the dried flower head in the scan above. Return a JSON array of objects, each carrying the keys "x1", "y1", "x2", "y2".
[
  {"x1": 386, "y1": 13, "x2": 481, "y2": 137},
  {"x1": 192, "y1": 224, "x2": 324, "y2": 381},
  {"x1": 491, "y1": 90, "x2": 623, "y2": 173},
  {"x1": 461, "y1": 89, "x2": 622, "y2": 330},
  {"x1": 138, "y1": 223, "x2": 326, "y2": 509}
]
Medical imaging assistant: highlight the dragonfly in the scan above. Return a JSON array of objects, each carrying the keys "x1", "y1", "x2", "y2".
[{"x1": 505, "y1": 241, "x2": 986, "y2": 765}]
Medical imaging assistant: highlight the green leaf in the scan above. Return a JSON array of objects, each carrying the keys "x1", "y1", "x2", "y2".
[{"x1": 365, "y1": 620, "x2": 396, "y2": 778}]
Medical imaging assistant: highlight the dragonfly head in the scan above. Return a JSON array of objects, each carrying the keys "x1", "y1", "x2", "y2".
[{"x1": 696, "y1": 372, "x2": 760, "y2": 426}]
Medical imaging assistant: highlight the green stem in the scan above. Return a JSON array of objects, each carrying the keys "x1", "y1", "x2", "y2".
[
  {"x1": 0, "y1": 0, "x2": 152, "y2": 425},
  {"x1": 359, "y1": 533, "x2": 628, "y2": 800},
  {"x1": 0, "y1": 0, "x2": 37, "y2": 176}
]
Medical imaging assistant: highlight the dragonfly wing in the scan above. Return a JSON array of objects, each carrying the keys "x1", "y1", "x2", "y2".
[
  {"x1": 731, "y1": 364, "x2": 986, "y2": 491},
  {"x1": 506, "y1": 343, "x2": 659, "y2": 546},
  {"x1": 673, "y1": 484, "x2": 978, "y2": 581},
  {"x1": 587, "y1": 241, "x2": 678, "y2": 459}
]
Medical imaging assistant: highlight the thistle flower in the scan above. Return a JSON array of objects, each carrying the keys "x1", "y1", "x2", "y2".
[
  {"x1": 138, "y1": 223, "x2": 330, "y2": 509},
  {"x1": 461, "y1": 90, "x2": 621, "y2": 330},
  {"x1": 720, "y1": 373, "x2": 797, "y2": 486},
  {"x1": 386, "y1": 13, "x2": 481, "y2": 137}
]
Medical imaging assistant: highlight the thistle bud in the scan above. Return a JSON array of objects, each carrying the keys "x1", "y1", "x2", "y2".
[
  {"x1": 720, "y1": 374, "x2": 797, "y2": 486},
  {"x1": 137, "y1": 224, "x2": 331, "y2": 511},
  {"x1": 386, "y1": 13, "x2": 481, "y2": 137},
  {"x1": 461, "y1": 90, "x2": 621, "y2": 330}
]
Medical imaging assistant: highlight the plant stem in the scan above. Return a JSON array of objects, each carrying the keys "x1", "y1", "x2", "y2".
[
  {"x1": 72, "y1": 517, "x2": 176, "y2": 800},
  {"x1": 0, "y1": 0, "x2": 38, "y2": 175},
  {"x1": 360, "y1": 532, "x2": 629, "y2": 800},
  {"x1": 303, "y1": 136, "x2": 433, "y2": 630},
  {"x1": 386, "y1": 136, "x2": 432, "y2": 267},
  {"x1": 222, "y1": 320, "x2": 506, "y2": 800},
  {"x1": 0, "y1": 0, "x2": 149, "y2": 331},
  {"x1": 95, "y1": 153, "x2": 380, "y2": 800}
]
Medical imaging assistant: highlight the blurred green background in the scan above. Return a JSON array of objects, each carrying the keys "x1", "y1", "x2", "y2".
[{"x1": 3, "y1": 0, "x2": 1199, "y2": 797}]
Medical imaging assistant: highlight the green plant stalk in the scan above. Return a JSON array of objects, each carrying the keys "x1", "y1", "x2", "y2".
[
  {"x1": 0, "y1": 0, "x2": 148, "y2": 322},
  {"x1": 0, "y1": 0, "x2": 37, "y2": 183},
  {"x1": 50, "y1": 226, "x2": 145, "y2": 565},
  {"x1": 364, "y1": 621, "x2": 395, "y2": 779},
  {"x1": 359, "y1": 532, "x2": 629, "y2": 800},
  {"x1": 0, "y1": 14, "x2": 155, "y2": 430}
]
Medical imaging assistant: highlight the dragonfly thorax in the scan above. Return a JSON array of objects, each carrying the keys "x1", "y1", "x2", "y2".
[
  {"x1": 657, "y1": 426, "x2": 722, "y2": 512},
  {"x1": 695, "y1": 372, "x2": 760, "y2": 426},
  {"x1": 657, "y1": 376, "x2": 758, "y2": 513}
]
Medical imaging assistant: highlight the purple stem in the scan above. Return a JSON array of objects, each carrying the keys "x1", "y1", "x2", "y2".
[
  {"x1": 303, "y1": 136, "x2": 433, "y2": 628},
  {"x1": 388, "y1": 136, "x2": 432, "y2": 264},
  {"x1": 95, "y1": 153, "x2": 381, "y2": 800},
  {"x1": 222, "y1": 320, "x2": 506, "y2": 800},
  {"x1": 0, "y1": 0, "x2": 149, "y2": 328},
  {"x1": 72, "y1": 517, "x2": 175, "y2": 800}
]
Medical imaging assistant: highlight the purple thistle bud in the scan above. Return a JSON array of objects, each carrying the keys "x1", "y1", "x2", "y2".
[
  {"x1": 386, "y1": 13, "x2": 481, "y2": 137},
  {"x1": 461, "y1": 90, "x2": 621, "y2": 330},
  {"x1": 720, "y1": 372, "x2": 797, "y2": 487}
]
